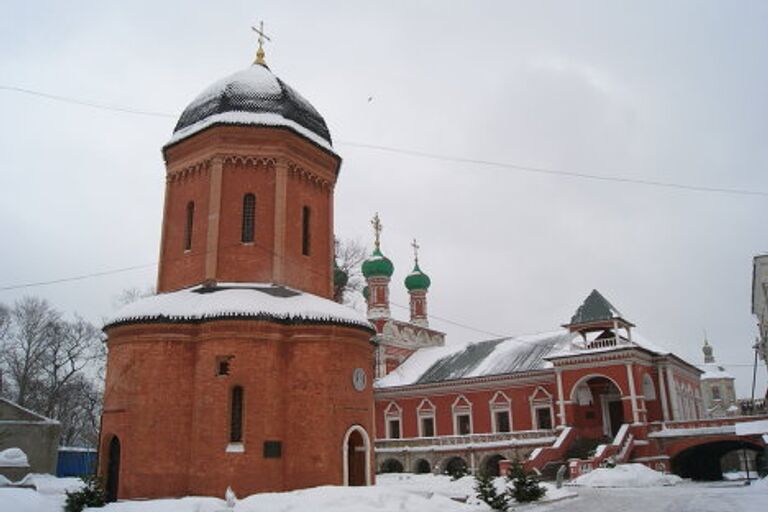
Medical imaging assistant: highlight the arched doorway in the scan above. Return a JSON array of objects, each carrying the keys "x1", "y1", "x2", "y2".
[
  {"x1": 481, "y1": 454, "x2": 505, "y2": 477},
  {"x1": 105, "y1": 436, "x2": 121, "y2": 502},
  {"x1": 343, "y1": 425, "x2": 371, "y2": 486},
  {"x1": 414, "y1": 459, "x2": 432, "y2": 474},
  {"x1": 380, "y1": 458, "x2": 404, "y2": 473},
  {"x1": 443, "y1": 456, "x2": 468, "y2": 477},
  {"x1": 571, "y1": 375, "x2": 624, "y2": 438},
  {"x1": 671, "y1": 440, "x2": 764, "y2": 480}
]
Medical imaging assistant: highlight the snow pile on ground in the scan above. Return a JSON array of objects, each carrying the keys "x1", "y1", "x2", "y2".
[
  {"x1": 0, "y1": 488, "x2": 66, "y2": 512},
  {"x1": 376, "y1": 473, "x2": 576, "y2": 504},
  {"x1": 571, "y1": 464, "x2": 682, "y2": 488},
  {"x1": 99, "y1": 496, "x2": 224, "y2": 512},
  {"x1": 16, "y1": 473, "x2": 85, "y2": 494},
  {"x1": 0, "y1": 447, "x2": 29, "y2": 467},
  {"x1": 0, "y1": 474, "x2": 11, "y2": 486}
]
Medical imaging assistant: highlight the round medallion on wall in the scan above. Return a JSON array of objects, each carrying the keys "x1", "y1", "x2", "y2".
[{"x1": 352, "y1": 368, "x2": 367, "y2": 391}]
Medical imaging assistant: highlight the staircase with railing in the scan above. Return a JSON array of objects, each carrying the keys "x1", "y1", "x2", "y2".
[{"x1": 567, "y1": 424, "x2": 636, "y2": 478}]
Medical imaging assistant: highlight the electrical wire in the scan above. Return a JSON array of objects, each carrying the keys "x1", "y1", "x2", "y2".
[{"x1": 2, "y1": 84, "x2": 767, "y2": 197}]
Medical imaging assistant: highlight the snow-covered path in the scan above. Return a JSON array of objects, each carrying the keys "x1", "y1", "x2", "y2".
[{"x1": 543, "y1": 482, "x2": 766, "y2": 512}]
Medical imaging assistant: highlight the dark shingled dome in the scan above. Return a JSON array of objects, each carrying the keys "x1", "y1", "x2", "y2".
[{"x1": 172, "y1": 63, "x2": 332, "y2": 147}]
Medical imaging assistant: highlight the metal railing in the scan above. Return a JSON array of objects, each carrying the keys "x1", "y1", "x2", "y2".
[{"x1": 375, "y1": 429, "x2": 556, "y2": 451}]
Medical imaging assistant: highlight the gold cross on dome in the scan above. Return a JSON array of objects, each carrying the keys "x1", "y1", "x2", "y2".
[
  {"x1": 251, "y1": 21, "x2": 272, "y2": 65},
  {"x1": 411, "y1": 238, "x2": 420, "y2": 264},
  {"x1": 371, "y1": 213, "x2": 383, "y2": 250}
]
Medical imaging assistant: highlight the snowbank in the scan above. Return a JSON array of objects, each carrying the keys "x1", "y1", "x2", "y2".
[
  {"x1": 0, "y1": 488, "x2": 65, "y2": 512},
  {"x1": 376, "y1": 473, "x2": 576, "y2": 504},
  {"x1": 0, "y1": 474, "x2": 11, "y2": 486},
  {"x1": 0, "y1": 448, "x2": 29, "y2": 467},
  {"x1": 571, "y1": 463, "x2": 682, "y2": 487},
  {"x1": 16, "y1": 473, "x2": 85, "y2": 494},
  {"x1": 97, "y1": 485, "x2": 471, "y2": 512}
]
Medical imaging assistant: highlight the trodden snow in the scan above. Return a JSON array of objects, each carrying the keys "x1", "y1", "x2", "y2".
[{"x1": 1, "y1": 471, "x2": 767, "y2": 512}]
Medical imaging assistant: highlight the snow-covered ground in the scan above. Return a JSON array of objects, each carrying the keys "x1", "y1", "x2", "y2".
[
  {"x1": 1, "y1": 472, "x2": 767, "y2": 512},
  {"x1": 570, "y1": 463, "x2": 682, "y2": 487}
]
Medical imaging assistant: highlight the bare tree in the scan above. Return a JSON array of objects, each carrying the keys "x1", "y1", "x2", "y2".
[
  {"x1": 0, "y1": 297, "x2": 104, "y2": 447},
  {"x1": 112, "y1": 285, "x2": 155, "y2": 309},
  {"x1": 1, "y1": 297, "x2": 60, "y2": 407},
  {"x1": 335, "y1": 238, "x2": 368, "y2": 305}
]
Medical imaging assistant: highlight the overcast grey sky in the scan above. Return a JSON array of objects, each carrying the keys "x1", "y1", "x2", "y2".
[{"x1": 1, "y1": 1, "x2": 766, "y2": 395}]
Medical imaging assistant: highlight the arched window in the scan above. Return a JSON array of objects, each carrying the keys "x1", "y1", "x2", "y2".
[
  {"x1": 301, "y1": 206, "x2": 311, "y2": 256},
  {"x1": 241, "y1": 193, "x2": 256, "y2": 243},
  {"x1": 230, "y1": 386, "x2": 244, "y2": 443},
  {"x1": 643, "y1": 374, "x2": 657, "y2": 401},
  {"x1": 184, "y1": 201, "x2": 195, "y2": 251}
]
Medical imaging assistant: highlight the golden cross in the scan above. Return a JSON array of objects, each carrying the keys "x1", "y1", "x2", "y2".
[
  {"x1": 251, "y1": 21, "x2": 272, "y2": 65},
  {"x1": 411, "y1": 238, "x2": 420, "y2": 265},
  {"x1": 371, "y1": 213, "x2": 383, "y2": 250}
]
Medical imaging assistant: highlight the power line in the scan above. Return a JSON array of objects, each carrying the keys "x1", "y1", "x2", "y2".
[
  {"x1": 0, "y1": 85, "x2": 174, "y2": 118},
  {"x1": 0, "y1": 263, "x2": 157, "y2": 291},
  {"x1": 2, "y1": 84, "x2": 767, "y2": 197},
  {"x1": 337, "y1": 141, "x2": 768, "y2": 197}
]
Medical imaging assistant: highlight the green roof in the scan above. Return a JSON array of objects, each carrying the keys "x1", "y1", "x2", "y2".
[
  {"x1": 569, "y1": 289, "x2": 624, "y2": 325},
  {"x1": 404, "y1": 263, "x2": 431, "y2": 291},
  {"x1": 362, "y1": 248, "x2": 394, "y2": 278}
]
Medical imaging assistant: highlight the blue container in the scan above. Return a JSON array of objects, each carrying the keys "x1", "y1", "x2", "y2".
[{"x1": 56, "y1": 447, "x2": 97, "y2": 478}]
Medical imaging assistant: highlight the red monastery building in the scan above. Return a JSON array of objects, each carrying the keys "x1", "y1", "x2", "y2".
[
  {"x1": 365, "y1": 247, "x2": 761, "y2": 478},
  {"x1": 99, "y1": 42, "x2": 375, "y2": 500}
]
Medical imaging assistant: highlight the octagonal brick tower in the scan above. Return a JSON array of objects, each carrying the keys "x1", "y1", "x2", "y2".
[
  {"x1": 99, "y1": 55, "x2": 375, "y2": 501},
  {"x1": 157, "y1": 62, "x2": 338, "y2": 296}
]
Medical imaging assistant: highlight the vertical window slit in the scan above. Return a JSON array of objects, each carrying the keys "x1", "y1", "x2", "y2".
[
  {"x1": 241, "y1": 193, "x2": 256, "y2": 243},
  {"x1": 184, "y1": 201, "x2": 195, "y2": 251},
  {"x1": 230, "y1": 386, "x2": 243, "y2": 443},
  {"x1": 302, "y1": 206, "x2": 311, "y2": 256}
]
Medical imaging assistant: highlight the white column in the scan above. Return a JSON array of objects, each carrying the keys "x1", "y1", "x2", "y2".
[
  {"x1": 556, "y1": 369, "x2": 567, "y2": 427},
  {"x1": 626, "y1": 363, "x2": 640, "y2": 424},
  {"x1": 665, "y1": 366, "x2": 680, "y2": 420},
  {"x1": 658, "y1": 368, "x2": 670, "y2": 422}
]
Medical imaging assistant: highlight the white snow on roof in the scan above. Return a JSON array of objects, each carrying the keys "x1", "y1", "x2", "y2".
[
  {"x1": 106, "y1": 283, "x2": 371, "y2": 329},
  {"x1": 377, "y1": 328, "x2": 677, "y2": 389},
  {"x1": 376, "y1": 330, "x2": 572, "y2": 388},
  {"x1": 546, "y1": 329, "x2": 670, "y2": 359},
  {"x1": 167, "y1": 111, "x2": 335, "y2": 153},
  {"x1": 698, "y1": 363, "x2": 734, "y2": 380},
  {"x1": 0, "y1": 448, "x2": 29, "y2": 468}
]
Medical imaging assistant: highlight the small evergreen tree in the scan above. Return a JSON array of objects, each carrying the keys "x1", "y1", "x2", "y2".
[
  {"x1": 474, "y1": 471, "x2": 510, "y2": 511},
  {"x1": 64, "y1": 475, "x2": 106, "y2": 512},
  {"x1": 506, "y1": 461, "x2": 547, "y2": 503}
]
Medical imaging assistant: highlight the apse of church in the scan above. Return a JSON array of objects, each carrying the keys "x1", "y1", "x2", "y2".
[{"x1": 99, "y1": 29, "x2": 375, "y2": 500}]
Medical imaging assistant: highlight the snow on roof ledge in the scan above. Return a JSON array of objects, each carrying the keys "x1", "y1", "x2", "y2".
[
  {"x1": 165, "y1": 111, "x2": 337, "y2": 154},
  {"x1": 105, "y1": 282, "x2": 372, "y2": 330}
]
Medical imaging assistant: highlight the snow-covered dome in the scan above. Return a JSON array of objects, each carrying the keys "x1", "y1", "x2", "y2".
[{"x1": 167, "y1": 63, "x2": 333, "y2": 151}]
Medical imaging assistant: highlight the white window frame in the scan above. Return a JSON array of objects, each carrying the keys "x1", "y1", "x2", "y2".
[
  {"x1": 529, "y1": 386, "x2": 554, "y2": 430},
  {"x1": 489, "y1": 391, "x2": 512, "y2": 433},
  {"x1": 417, "y1": 398, "x2": 436, "y2": 438},
  {"x1": 384, "y1": 401, "x2": 402, "y2": 439},
  {"x1": 452, "y1": 395, "x2": 473, "y2": 436}
]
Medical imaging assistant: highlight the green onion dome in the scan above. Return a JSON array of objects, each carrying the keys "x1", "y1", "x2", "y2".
[
  {"x1": 362, "y1": 285, "x2": 369, "y2": 301},
  {"x1": 404, "y1": 263, "x2": 431, "y2": 291},
  {"x1": 361, "y1": 248, "x2": 395, "y2": 278}
]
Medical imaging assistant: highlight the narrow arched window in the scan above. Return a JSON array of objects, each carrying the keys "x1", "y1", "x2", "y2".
[
  {"x1": 230, "y1": 386, "x2": 244, "y2": 443},
  {"x1": 301, "y1": 206, "x2": 311, "y2": 256},
  {"x1": 184, "y1": 201, "x2": 195, "y2": 251},
  {"x1": 241, "y1": 194, "x2": 256, "y2": 243}
]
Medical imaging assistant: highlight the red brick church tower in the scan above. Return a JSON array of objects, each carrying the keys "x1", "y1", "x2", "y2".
[{"x1": 99, "y1": 32, "x2": 375, "y2": 500}]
